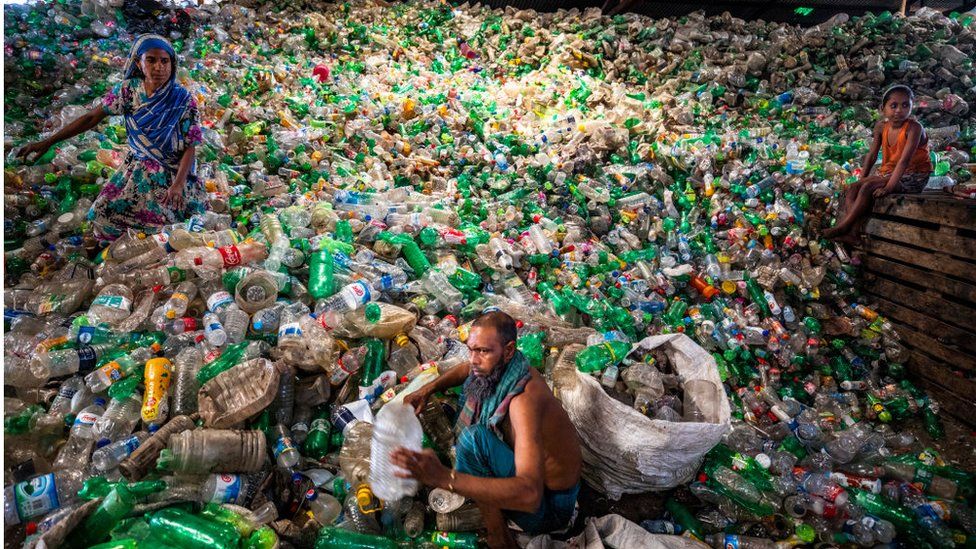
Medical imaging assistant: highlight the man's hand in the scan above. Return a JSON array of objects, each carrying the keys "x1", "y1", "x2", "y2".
[
  {"x1": 402, "y1": 388, "x2": 430, "y2": 415},
  {"x1": 16, "y1": 140, "x2": 52, "y2": 163},
  {"x1": 161, "y1": 182, "x2": 186, "y2": 211},
  {"x1": 391, "y1": 447, "x2": 450, "y2": 487},
  {"x1": 873, "y1": 184, "x2": 897, "y2": 198}
]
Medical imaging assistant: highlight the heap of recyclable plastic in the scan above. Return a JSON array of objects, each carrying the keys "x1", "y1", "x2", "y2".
[{"x1": 4, "y1": 0, "x2": 976, "y2": 547}]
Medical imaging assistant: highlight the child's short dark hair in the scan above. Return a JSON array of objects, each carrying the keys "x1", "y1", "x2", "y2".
[{"x1": 882, "y1": 84, "x2": 914, "y2": 106}]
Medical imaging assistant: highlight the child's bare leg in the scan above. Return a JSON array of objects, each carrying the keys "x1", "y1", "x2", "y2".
[
  {"x1": 826, "y1": 176, "x2": 884, "y2": 238},
  {"x1": 827, "y1": 179, "x2": 886, "y2": 237}
]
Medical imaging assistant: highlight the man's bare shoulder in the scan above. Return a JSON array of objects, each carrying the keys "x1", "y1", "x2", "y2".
[{"x1": 510, "y1": 370, "x2": 550, "y2": 413}]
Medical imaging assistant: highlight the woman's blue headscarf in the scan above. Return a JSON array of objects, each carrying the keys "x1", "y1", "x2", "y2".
[{"x1": 121, "y1": 34, "x2": 194, "y2": 173}]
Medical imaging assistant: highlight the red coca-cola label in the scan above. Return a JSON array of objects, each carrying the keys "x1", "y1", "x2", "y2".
[{"x1": 218, "y1": 245, "x2": 242, "y2": 267}]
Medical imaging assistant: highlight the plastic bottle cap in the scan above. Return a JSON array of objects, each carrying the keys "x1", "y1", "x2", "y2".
[
  {"x1": 94, "y1": 397, "x2": 107, "y2": 407},
  {"x1": 96, "y1": 438, "x2": 111, "y2": 449},
  {"x1": 754, "y1": 453, "x2": 771, "y2": 469}
]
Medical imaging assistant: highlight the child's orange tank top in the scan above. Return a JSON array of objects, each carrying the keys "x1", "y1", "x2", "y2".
[{"x1": 879, "y1": 119, "x2": 932, "y2": 175}]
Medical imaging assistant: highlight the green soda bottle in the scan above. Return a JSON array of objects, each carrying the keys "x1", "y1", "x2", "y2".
[
  {"x1": 418, "y1": 531, "x2": 479, "y2": 548},
  {"x1": 314, "y1": 526, "x2": 398, "y2": 548},
  {"x1": 664, "y1": 498, "x2": 704, "y2": 541},
  {"x1": 536, "y1": 282, "x2": 569, "y2": 316},
  {"x1": 308, "y1": 249, "x2": 335, "y2": 300},
  {"x1": 148, "y1": 507, "x2": 241, "y2": 549},
  {"x1": 575, "y1": 341, "x2": 631, "y2": 373},
  {"x1": 304, "y1": 408, "x2": 333, "y2": 459}
]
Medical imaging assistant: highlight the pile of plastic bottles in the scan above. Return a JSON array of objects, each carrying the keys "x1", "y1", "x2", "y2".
[{"x1": 4, "y1": 0, "x2": 976, "y2": 547}]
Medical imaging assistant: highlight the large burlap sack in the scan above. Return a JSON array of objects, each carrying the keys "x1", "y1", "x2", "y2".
[{"x1": 552, "y1": 334, "x2": 731, "y2": 500}]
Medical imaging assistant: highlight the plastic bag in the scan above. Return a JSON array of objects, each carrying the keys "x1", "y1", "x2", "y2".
[
  {"x1": 552, "y1": 334, "x2": 730, "y2": 499},
  {"x1": 524, "y1": 514, "x2": 707, "y2": 549}
]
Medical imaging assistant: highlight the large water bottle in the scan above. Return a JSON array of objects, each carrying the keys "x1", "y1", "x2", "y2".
[
  {"x1": 4, "y1": 469, "x2": 86, "y2": 525},
  {"x1": 369, "y1": 402, "x2": 423, "y2": 501}
]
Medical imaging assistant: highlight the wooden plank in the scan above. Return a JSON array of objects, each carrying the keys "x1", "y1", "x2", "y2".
[
  {"x1": 861, "y1": 238, "x2": 976, "y2": 281},
  {"x1": 862, "y1": 255, "x2": 976, "y2": 304},
  {"x1": 863, "y1": 277, "x2": 976, "y2": 334},
  {"x1": 887, "y1": 318, "x2": 976, "y2": 373},
  {"x1": 864, "y1": 218, "x2": 976, "y2": 261},
  {"x1": 907, "y1": 350, "x2": 976, "y2": 398},
  {"x1": 907, "y1": 351, "x2": 976, "y2": 427},
  {"x1": 874, "y1": 194, "x2": 976, "y2": 230},
  {"x1": 869, "y1": 294, "x2": 976, "y2": 357}
]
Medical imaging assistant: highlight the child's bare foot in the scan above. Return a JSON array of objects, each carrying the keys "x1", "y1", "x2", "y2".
[{"x1": 822, "y1": 226, "x2": 848, "y2": 239}]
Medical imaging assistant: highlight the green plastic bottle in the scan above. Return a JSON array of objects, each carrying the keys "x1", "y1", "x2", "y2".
[
  {"x1": 308, "y1": 249, "x2": 335, "y2": 300},
  {"x1": 315, "y1": 526, "x2": 398, "y2": 548},
  {"x1": 304, "y1": 408, "x2": 332, "y2": 459},
  {"x1": 664, "y1": 498, "x2": 704, "y2": 541},
  {"x1": 575, "y1": 341, "x2": 631, "y2": 373},
  {"x1": 148, "y1": 507, "x2": 241, "y2": 549},
  {"x1": 66, "y1": 485, "x2": 138, "y2": 548}
]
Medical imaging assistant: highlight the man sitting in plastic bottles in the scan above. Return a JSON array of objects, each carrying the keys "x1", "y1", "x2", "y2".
[{"x1": 395, "y1": 310, "x2": 583, "y2": 548}]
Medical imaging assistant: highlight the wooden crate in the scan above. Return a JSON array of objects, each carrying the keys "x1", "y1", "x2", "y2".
[{"x1": 857, "y1": 194, "x2": 976, "y2": 426}]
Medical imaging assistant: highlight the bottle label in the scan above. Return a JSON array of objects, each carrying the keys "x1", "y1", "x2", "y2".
[
  {"x1": 205, "y1": 319, "x2": 222, "y2": 334},
  {"x1": 211, "y1": 474, "x2": 242, "y2": 503},
  {"x1": 310, "y1": 418, "x2": 330, "y2": 434},
  {"x1": 723, "y1": 534, "x2": 741, "y2": 549},
  {"x1": 278, "y1": 321, "x2": 302, "y2": 339},
  {"x1": 152, "y1": 232, "x2": 169, "y2": 246},
  {"x1": 98, "y1": 361, "x2": 124, "y2": 383},
  {"x1": 218, "y1": 245, "x2": 243, "y2": 267},
  {"x1": 74, "y1": 411, "x2": 100, "y2": 427},
  {"x1": 273, "y1": 436, "x2": 296, "y2": 458},
  {"x1": 345, "y1": 281, "x2": 371, "y2": 305},
  {"x1": 37, "y1": 294, "x2": 66, "y2": 315},
  {"x1": 76, "y1": 346, "x2": 97, "y2": 371},
  {"x1": 121, "y1": 434, "x2": 143, "y2": 454},
  {"x1": 9, "y1": 474, "x2": 60, "y2": 522},
  {"x1": 206, "y1": 291, "x2": 233, "y2": 312},
  {"x1": 56, "y1": 383, "x2": 80, "y2": 402},
  {"x1": 92, "y1": 295, "x2": 131, "y2": 311}
]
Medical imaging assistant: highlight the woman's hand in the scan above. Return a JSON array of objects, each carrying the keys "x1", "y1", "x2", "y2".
[
  {"x1": 391, "y1": 447, "x2": 451, "y2": 487},
  {"x1": 161, "y1": 181, "x2": 186, "y2": 211},
  {"x1": 16, "y1": 139, "x2": 53, "y2": 163}
]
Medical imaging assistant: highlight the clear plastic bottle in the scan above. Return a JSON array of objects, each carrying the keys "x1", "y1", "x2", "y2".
[
  {"x1": 271, "y1": 366, "x2": 295, "y2": 426},
  {"x1": 10, "y1": 343, "x2": 114, "y2": 388},
  {"x1": 85, "y1": 346, "x2": 154, "y2": 393},
  {"x1": 270, "y1": 424, "x2": 300, "y2": 469},
  {"x1": 222, "y1": 304, "x2": 250, "y2": 345},
  {"x1": 4, "y1": 469, "x2": 85, "y2": 525},
  {"x1": 172, "y1": 346, "x2": 204, "y2": 417},
  {"x1": 203, "y1": 311, "x2": 228, "y2": 347},
  {"x1": 88, "y1": 283, "x2": 135, "y2": 325},
  {"x1": 52, "y1": 398, "x2": 106, "y2": 470},
  {"x1": 307, "y1": 492, "x2": 342, "y2": 526},
  {"x1": 315, "y1": 280, "x2": 375, "y2": 316},
  {"x1": 92, "y1": 392, "x2": 143, "y2": 444},
  {"x1": 369, "y1": 402, "x2": 423, "y2": 501},
  {"x1": 161, "y1": 281, "x2": 198, "y2": 320},
  {"x1": 92, "y1": 431, "x2": 149, "y2": 472}
]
